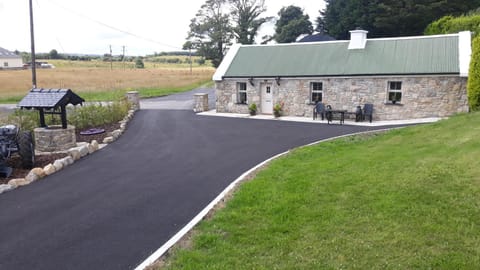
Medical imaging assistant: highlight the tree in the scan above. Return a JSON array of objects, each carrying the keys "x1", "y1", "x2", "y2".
[
  {"x1": 49, "y1": 49, "x2": 60, "y2": 59},
  {"x1": 186, "y1": 0, "x2": 233, "y2": 67},
  {"x1": 135, "y1": 57, "x2": 144, "y2": 69},
  {"x1": 319, "y1": 0, "x2": 480, "y2": 39},
  {"x1": 229, "y1": 0, "x2": 269, "y2": 44},
  {"x1": 274, "y1": 5, "x2": 313, "y2": 43}
]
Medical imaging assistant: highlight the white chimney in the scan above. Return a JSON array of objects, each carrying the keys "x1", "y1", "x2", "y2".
[{"x1": 348, "y1": 28, "x2": 368, "y2": 50}]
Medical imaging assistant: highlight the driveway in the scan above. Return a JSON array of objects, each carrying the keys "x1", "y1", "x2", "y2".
[{"x1": 0, "y1": 89, "x2": 402, "y2": 269}]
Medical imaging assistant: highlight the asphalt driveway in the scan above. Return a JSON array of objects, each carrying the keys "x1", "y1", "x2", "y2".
[{"x1": 0, "y1": 91, "x2": 400, "y2": 269}]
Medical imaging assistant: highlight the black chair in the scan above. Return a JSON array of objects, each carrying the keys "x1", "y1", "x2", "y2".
[
  {"x1": 313, "y1": 102, "x2": 325, "y2": 120},
  {"x1": 363, "y1": 103, "x2": 373, "y2": 123},
  {"x1": 325, "y1": 105, "x2": 333, "y2": 123},
  {"x1": 355, "y1": 106, "x2": 362, "y2": 122}
]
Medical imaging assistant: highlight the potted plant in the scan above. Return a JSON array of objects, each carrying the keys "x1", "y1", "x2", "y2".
[
  {"x1": 273, "y1": 102, "x2": 283, "y2": 118},
  {"x1": 248, "y1": 103, "x2": 257, "y2": 116}
]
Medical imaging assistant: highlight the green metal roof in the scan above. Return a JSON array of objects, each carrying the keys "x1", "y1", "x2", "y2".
[{"x1": 222, "y1": 35, "x2": 460, "y2": 78}]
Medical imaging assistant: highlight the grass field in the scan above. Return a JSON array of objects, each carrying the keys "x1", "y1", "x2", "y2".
[
  {"x1": 161, "y1": 112, "x2": 480, "y2": 269},
  {"x1": 0, "y1": 59, "x2": 214, "y2": 102}
]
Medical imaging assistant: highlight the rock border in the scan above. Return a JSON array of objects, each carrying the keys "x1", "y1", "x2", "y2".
[{"x1": 0, "y1": 109, "x2": 136, "y2": 196}]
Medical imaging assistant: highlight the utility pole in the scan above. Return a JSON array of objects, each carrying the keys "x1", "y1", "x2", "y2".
[
  {"x1": 122, "y1": 45, "x2": 126, "y2": 70},
  {"x1": 189, "y1": 47, "x2": 192, "y2": 75},
  {"x1": 29, "y1": 0, "x2": 37, "y2": 88},
  {"x1": 109, "y1": 45, "x2": 113, "y2": 70}
]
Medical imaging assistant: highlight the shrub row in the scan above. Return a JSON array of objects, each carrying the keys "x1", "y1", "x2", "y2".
[
  {"x1": 425, "y1": 12, "x2": 480, "y2": 111},
  {"x1": 5, "y1": 99, "x2": 132, "y2": 133},
  {"x1": 424, "y1": 14, "x2": 480, "y2": 37},
  {"x1": 468, "y1": 36, "x2": 480, "y2": 111}
]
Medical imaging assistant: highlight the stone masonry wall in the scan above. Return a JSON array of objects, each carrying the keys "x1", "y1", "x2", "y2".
[{"x1": 216, "y1": 76, "x2": 468, "y2": 120}]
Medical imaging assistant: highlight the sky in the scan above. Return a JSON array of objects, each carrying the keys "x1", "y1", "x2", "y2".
[{"x1": 0, "y1": 0, "x2": 326, "y2": 56}]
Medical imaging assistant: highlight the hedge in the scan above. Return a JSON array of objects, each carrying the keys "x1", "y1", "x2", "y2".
[
  {"x1": 468, "y1": 36, "x2": 480, "y2": 111},
  {"x1": 425, "y1": 14, "x2": 480, "y2": 37}
]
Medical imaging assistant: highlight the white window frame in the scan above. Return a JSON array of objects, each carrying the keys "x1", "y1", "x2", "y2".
[
  {"x1": 311, "y1": 82, "x2": 323, "y2": 103},
  {"x1": 387, "y1": 81, "x2": 402, "y2": 104},
  {"x1": 3, "y1": 62, "x2": 8, "y2": 67},
  {"x1": 237, "y1": 82, "x2": 247, "y2": 104}
]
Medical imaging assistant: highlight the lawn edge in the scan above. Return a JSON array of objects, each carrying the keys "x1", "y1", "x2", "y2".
[{"x1": 134, "y1": 126, "x2": 403, "y2": 270}]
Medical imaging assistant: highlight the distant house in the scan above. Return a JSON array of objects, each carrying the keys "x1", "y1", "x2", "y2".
[
  {"x1": 0, "y1": 47, "x2": 23, "y2": 69},
  {"x1": 213, "y1": 30, "x2": 472, "y2": 121},
  {"x1": 297, "y1": 33, "x2": 335, "y2": 43}
]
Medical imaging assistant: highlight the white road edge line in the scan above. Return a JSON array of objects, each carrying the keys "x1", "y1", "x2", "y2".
[{"x1": 134, "y1": 127, "x2": 399, "y2": 270}]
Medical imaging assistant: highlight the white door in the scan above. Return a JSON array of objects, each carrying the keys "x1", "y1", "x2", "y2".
[{"x1": 261, "y1": 84, "x2": 273, "y2": 114}]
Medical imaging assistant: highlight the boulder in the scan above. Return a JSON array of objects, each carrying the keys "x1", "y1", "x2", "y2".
[
  {"x1": 69, "y1": 149, "x2": 81, "y2": 161},
  {"x1": 29, "y1": 167, "x2": 46, "y2": 178},
  {"x1": 103, "y1": 137, "x2": 114, "y2": 144},
  {"x1": 62, "y1": 156, "x2": 74, "y2": 166},
  {"x1": 90, "y1": 140, "x2": 99, "y2": 151},
  {"x1": 8, "y1": 178, "x2": 31, "y2": 187},
  {"x1": 53, "y1": 159, "x2": 64, "y2": 171},
  {"x1": 112, "y1": 130, "x2": 122, "y2": 139},
  {"x1": 0, "y1": 184, "x2": 15, "y2": 194},
  {"x1": 76, "y1": 142, "x2": 89, "y2": 148},
  {"x1": 78, "y1": 145, "x2": 89, "y2": 157},
  {"x1": 43, "y1": 164, "x2": 56, "y2": 175},
  {"x1": 25, "y1": 168, "x2": 45, "y2": 182}
]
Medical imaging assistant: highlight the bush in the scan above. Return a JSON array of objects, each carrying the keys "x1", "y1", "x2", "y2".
[
  {"x1": 468, "y1": 36, "x2": 480, "y2": 111},
  {"x1": 135, "y1": 58, "x2": 145, "y2": 69},
  {"x1": 67, "y1": 99, "x2": 131, "y2": 129},
  {"x1": 2, "y1": 99, "x2": 132, "y2": 133},
  {"x1": 425, "y1": 14, "x2": 480, "y2": 37},
  {"x1": 6, "y1": 109, "x2": 40, "y2": 133}
]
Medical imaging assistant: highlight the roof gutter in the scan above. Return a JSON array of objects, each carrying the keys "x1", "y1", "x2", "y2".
[{"x1": 222, "y1": 73, "x2": 461, "y2": 79}]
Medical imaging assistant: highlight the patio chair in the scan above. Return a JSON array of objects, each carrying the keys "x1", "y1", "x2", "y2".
[
  {"x1": 363, "y1": 103, "x2": 373, "y2": 123},
  {"x1": 313, "y1": 102, "x2": 325, "y2": 120},
  {"x1": 325, "y1": 105, "x2": 333, "y2": 123}
]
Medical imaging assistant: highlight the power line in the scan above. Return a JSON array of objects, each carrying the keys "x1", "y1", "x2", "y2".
[{"x1": 43, "y1": 0, "x2": 183, "y2": 51}]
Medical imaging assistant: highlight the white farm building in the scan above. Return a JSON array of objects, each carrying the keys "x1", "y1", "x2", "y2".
[{"x1": 0, "y1": 47, "x2": 23, "y2": 69}]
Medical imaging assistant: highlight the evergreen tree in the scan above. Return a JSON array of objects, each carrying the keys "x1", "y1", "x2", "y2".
[
  {"x1": 319, "y1": 0, "x2": 480, "y2": 39},
  {"x1": 274, "y1": 5, "x2": 313, "y2": 43}
]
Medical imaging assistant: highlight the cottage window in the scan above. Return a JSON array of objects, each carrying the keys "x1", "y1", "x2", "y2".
[
  {"x1": 388, "y1": 81, "x2": 402, "y2": 104},
  {"x1": 311, "y1": 82, "x2": 323, "y2": 103},
  {"x1": 237, "y1": 82, "x2": 247, "y2": 104},
  {"x1": 3, "y1": 62, "x2": 8, "y2": 67}
]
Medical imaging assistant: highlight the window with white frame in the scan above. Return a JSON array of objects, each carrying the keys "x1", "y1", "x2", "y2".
[
  {"x1": 237, "y1": 82, "x2": 247, "y2": 104},
  {"x1": 388, "y1": 81, "x2": 402, "y2": 104},
  {"x1": 3, "y1": 62, "x2": 8, "y2": 67},
  {"x1": 311, "y1": 82, "x2": 323, "y2": 103}
]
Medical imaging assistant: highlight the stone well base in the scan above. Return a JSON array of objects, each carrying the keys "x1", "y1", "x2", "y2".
[{"x1": 34, "y1": 125, "x2": 77, "y2": 152}]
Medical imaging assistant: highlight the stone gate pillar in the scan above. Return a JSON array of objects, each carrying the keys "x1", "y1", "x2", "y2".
[{"x1": 193, "y1": 93, "x2": 209, "y2": 112}]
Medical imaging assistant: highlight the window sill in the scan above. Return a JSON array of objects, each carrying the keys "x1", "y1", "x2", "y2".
[
  {"x1": 235, "y1": 103, "x2": 248, "y2": 105},
  {"x1": 384, "y1": 102, "x2": 404, "y2": 106}
]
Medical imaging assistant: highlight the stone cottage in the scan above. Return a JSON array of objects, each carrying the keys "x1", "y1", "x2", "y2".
[{"x1": 213, "y1": 30, "x2": 472, "y2": 120}]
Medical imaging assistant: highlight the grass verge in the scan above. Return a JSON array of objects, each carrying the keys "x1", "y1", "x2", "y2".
[
  {"x1": 77, "y1": 80, "x2": 213, "y2": 101},
  {"x1": 161, "y1": 112, "x2": 480, "y2": 270},
  {"x1": 0, "y1": 80, "x2": 212, "y2": 103}
]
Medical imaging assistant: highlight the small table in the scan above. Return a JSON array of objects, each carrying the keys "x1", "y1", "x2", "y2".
[{"x1": 326, "y1": 110, "x2": 347, "y2": 125}]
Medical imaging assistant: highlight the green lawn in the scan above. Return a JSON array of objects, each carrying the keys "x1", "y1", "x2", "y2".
[
  {"x1": 162, "y1": 112, "x2": 480, "y2": 270},
  {"x1": 77, "y1": 80, "x2": 214, "y2": 101}
]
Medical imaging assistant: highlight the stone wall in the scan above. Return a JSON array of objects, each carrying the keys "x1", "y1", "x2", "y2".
[{"x1": 216, "y1": 76, "x2": 468, "y2": 120}]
